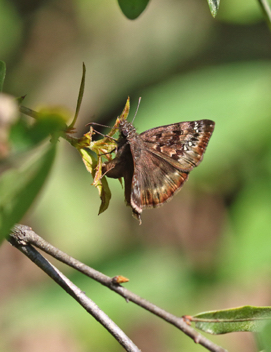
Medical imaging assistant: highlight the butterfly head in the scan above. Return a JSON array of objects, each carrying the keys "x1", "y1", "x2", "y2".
[
  {"x1": 119, "y1": 119, "x2": 137, "y2": 139},
  {"x1": 117, "y1": 97, "x2": 141, "y2": 140}
]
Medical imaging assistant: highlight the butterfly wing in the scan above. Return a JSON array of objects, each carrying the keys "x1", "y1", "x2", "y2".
[
  {"x1": 103, "y1": 119, "x2": 214, "y2": 224},
  {"x1": 102, "y1": 140, "x2": 135, "y2": 213},
  {"x1": 128, "y1": 138, "x2": 189, "y2": 222},
  {"x1": 140, "y1": 119, "x2": 215, "y2": 172}
]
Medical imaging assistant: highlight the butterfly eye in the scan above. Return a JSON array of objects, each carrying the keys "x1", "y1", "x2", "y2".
[
  {"x1": 122, "y1": 129, "x2": 128, "y2": 137},
  {"x1": 119, "y1": 122, "x2": 128, "y2": 137}
]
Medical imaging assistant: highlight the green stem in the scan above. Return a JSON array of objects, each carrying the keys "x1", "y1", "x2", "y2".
[
  {"x1": 19, "y1": 105, "x2": 39, "y2": 119},
  {"x1": 257, "y1": 0, "x2": 271, "y2": 29}
]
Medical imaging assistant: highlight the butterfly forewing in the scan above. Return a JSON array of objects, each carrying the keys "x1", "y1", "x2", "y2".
[{"x1": 140, "y1": 120, "x2": 215, "y2": 171}]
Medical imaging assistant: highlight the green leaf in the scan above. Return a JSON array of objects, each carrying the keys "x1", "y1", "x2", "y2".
[
  {"x1": 10, "y1": 107, "x2": 68, "y2": 152},
  {"x1": 0, "y1": 143, "x2": 57, "y2": 244},
  {"x1": 0, "y1": 61, "x2": 6, "y2": 92},
  {"x1": 207, "y1": 0, "x2": 220, "y2": 17},
  {"x1": 194, "y1": 306, "x2": 271, "y2": 334},
  {"x1": 68, "y1": 62, "x2": 86, "y2": 129},
  {"x1": 118, "y1": 0, "x2": 150, "y2": 20},
  {"x1": 79, "y1": 149, "x2": 111, "y2": 215}
]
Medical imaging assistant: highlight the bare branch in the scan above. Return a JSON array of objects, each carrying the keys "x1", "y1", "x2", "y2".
[
  {"x1": 8, "y1": 228, "x2": 141, "y2": 352},
  {"x1": 9, "y1": 224, "x2": 227, "y2": 352}
]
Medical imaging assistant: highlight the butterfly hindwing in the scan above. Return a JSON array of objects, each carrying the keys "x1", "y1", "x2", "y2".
[{"x1": 128, "y1": 138, "x2": 189, "y2": 221}]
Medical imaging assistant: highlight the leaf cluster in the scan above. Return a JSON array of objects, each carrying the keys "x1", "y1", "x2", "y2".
[{"x1": 0, "y1": 62, "x2": 128, "y2": 242}]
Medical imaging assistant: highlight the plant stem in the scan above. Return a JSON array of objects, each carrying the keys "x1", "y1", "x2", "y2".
[{"x1": 257, "y1": 0, "x2": 271, "y2": 29}]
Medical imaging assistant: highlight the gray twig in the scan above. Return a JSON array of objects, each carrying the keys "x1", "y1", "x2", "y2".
[
  {"x1": 8, "y1": 226, "x2": 140, "y2": 352},
  {"x1": 8, "y1": 224, "x2": 227, "y2": 352}
]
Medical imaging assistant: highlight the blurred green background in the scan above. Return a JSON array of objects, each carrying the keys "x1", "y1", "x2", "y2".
[{"x1": 1, "y1": 0, "x2": 271, "y2": 351}]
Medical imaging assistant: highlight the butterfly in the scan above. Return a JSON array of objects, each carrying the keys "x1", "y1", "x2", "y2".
[{"x1": 102, "y1": 118, "x2": 215, "y2": 224}]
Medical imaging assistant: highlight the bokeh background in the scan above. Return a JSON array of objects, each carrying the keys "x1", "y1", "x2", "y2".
[{"x1": 1, "y1": 0, "x2": 271, "y2": 351}]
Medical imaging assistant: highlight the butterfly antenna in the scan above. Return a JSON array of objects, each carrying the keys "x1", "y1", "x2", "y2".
[
  {"x1": 88, "y1": 127, "x2": 117, "y2": 142},
  {"x1": 86, "y1": 122, "x2": 117, "y2": 141},
  {"x1": 87, "y1": 122, "x2": 112, "y2": 129},
  {"x1": 132, "y1": 97, "x2": 141, "y2": 123}
]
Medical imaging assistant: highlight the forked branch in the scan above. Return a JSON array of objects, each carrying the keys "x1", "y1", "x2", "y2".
[
  {"x1": 8, "y1": 229, "x2": 140, "y2": 352},
  {"x1": 8, "y1": 224, "x2": 227, "y2": 352}
]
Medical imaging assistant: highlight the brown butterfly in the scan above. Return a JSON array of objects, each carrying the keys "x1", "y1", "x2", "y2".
[{"x1": 102, "y1": 118, "x2": 215, "y2": 224}]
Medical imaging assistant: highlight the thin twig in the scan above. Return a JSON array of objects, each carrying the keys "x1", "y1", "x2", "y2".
[
  {"x1": 257, "y1": 0, "x2": 271, "y2": 29},
  {"x1": 19, "y1": 105, "x2": 39, "y2": 119},
  {"x1": 9, "y1": 225, "x2": 227, "y2": 352},
  {"x1": 8, "y1": 229, "x2": 141, "y2": 352}
]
